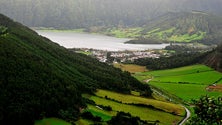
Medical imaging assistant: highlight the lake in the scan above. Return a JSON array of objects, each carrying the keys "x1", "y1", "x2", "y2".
[{"x1": 36, "y1": 30, "x2": 169, "y2": 51}]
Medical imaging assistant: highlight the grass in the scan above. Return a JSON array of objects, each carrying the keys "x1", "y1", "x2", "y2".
[
  {"x1": 135, "y1": 64, "x2": 213, "y2": 78},
  {"x1": 145, "y1": 27, "x2": 206, "y2": 42},
  {"x1": 149, "y1": 82, "x2": 221, "y2": 102},
  {"x1": 113, "y1": 63, "x2": 148, "y2": 73},
  {"x1": 88, "y1": 95, "x2": 183, "y2": 125},
  {"x1": 35, "y1": 28, "x2": 85, "y2": 33},
  {"x1": 35, "y1": 118, "x2": 71, "y2": 125},
  {"x1": 85, "y1": 105, "x2": 115, "y2": 121},
  {"x1": 152, "y1": 71, "x2": 222, "y2": 85},
  {"x1": 75, "y1": 119, "x2": 94, "y2": 125},
  {"x1": 107, "y1": 27, "x2": 143, "y2": 38},
  {"x1": 75, "y1": 50, "x2": 92, "y2": 55},
  {"x1": 134, "y1": 64, "x2": 222, "y2": 102},
  {"x1": 168, "y1": 31, "x2": 206, "y2": 42},
  {"x1": 95, "y1": 89, "x2": 185, "y2": 116}
]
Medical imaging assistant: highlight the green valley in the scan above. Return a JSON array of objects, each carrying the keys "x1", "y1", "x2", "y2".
[
  {"x1": 82, "y1": 89, "x2": 184, "y2": 125},
  {"x1": 0, "y1": 14, "x2": 153, "y2": 125},
  {"x1": 1, "y1": 0, "x2": 222, "y2": 124},
  {"x1": 134, "y1": 65, "x2": 222, "y2": 102}
]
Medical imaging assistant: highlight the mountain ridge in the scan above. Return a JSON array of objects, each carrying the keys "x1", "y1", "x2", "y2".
[
  {"x1": 124, "y1": 11, "x2": 222, "y2": 45},
  {"x1": 0, "y1": 0, "x2": 222, "y2": 28}
]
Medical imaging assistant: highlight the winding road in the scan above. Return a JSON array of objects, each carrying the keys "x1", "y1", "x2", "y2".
[
  {"x1": 145, "y1": 79, "x2": 191, "y2": 124},
  {"x1": 179, "y1": 106, "x2": 191, "y2": 125}
]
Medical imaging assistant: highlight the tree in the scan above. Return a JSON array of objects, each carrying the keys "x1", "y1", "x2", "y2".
[{"x1": 187, "y1": 96, "x2": 222, "y2": 125}]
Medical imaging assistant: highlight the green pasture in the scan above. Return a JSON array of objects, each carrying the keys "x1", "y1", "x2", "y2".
[
  {"x1": 145, "y1": 27, "x2": 206, "y2": 42},
  {"x1": 149, "y1": 82, "x2": 221, "y2": 102},
  {"x1": 107, "y1": 27, "x2": 143, "y2": 38},
  {"x1": 152, "y1": 71, "x2": 222, "y2": 85},
  {"x1": 76, "y1": 50, "x2": 92, "y2": 55},
  {"x1": 75, "y1": 119, "x2": 94, "y2": 125},
  {"x1": 85, "y1": 104, "x2": 115, "y2": 121},
  {"x1": 89, "y1": 96, "x2": 183, "y2": 125},
  {"x1": 168, "y1": 31, "x2": 206, "y2": 42},
  {"x1": 134, "y1": 64, "x2": 222, "y2": 102},
  {"x1": 137, "y1": 64, "x2": 213, "y2": 77},
  {"x1": 35, "y1": 118, "x2": 71, "y2": 125},
  {"x1": 95, "y1": 89, "x2": 185, "y2": 116}
]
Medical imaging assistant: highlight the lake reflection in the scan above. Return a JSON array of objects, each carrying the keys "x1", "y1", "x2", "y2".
[{"x1": 36, "y1": 30, "x2": 169, "y2": 51}]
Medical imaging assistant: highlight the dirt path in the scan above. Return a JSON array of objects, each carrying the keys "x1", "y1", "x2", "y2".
[{"x1": 179, "y1": 106, "x2": 191, "y2": 125}]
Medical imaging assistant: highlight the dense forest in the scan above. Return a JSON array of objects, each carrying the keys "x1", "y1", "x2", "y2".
[
  {"x1": 0, "y1": 0, "x2": 221, "y2": 28},
  {"x1": 0, "y1": 14, "x2": 152, "y2": 125}
]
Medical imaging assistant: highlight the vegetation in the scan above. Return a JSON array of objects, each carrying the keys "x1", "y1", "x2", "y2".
[
  {"x1": 134, "y1": 65, "x2": 222, "y2": 102},
  {"x1": 204, "y1": 44, "x2": 222, "y2": 72},
  {"x1": 35, "y1": 118, "x2": 71, "y2": 125},
  {"x1": 108, "y1": 112, "x2": 151, "y2": 125},
  {"x1": 125, "y1": 12, "x2": 222, "y2": 45},
  {"x1": 187, "y1": 96, "x2": 222, "y2": 125},
  {"x1": 103, "y1": 27, "x2": 143, "y2": 38},
  {"x1": 0, "y1": 26, "x2": 7, "y2": 35},
  {"x1": 113, "y1": 63, "x2": 148, "y2": 73},
  {"x1": 95, "y1": 89, "x2": 185, "y2": 116},
  {"x1": 85, "y1": 105, "x2": 114, "y2": 121},
  {"x1": 1, "y1": 0, "x2": 222, "y2": 29},
  {"x1": 87, "y1": 95, "x2": 183, "y2": 125},
  {"x1": 134, "y1": 52, "x2": 208, "y2": 70},
  {"x1": 0, "y1": 14, "x2": 152, "y2": 124}
]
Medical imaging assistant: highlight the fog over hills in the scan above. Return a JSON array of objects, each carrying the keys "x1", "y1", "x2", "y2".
[{"x1": 0, "y1": 0, "x2": 221, "y2": 28}]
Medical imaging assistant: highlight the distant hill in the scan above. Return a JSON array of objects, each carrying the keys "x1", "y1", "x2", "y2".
[
  {"x1": 126, "y1": 12, "x2": 222, "y2": 45},
  {"x1": 0, "y1": 14, "x2": 151, "y2": 125},
  {"x1": 0, "y1": 0, "x2": 222, "y2": 28}
]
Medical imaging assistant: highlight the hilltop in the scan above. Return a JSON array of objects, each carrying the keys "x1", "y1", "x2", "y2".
[{"x1": 0, "y1": 14, "x2": 151, "y2": 125}]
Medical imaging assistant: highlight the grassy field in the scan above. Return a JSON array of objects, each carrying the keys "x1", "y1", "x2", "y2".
[
  {"x1": 35, "y1": 118, "x2": 71, "y2": 125},
  {"x1": 145, "y1": 27, "x2": 206, "y2": 42},
  {"x1": 134, "y1": 64, "x2": 222, "y2": 102},
  {"x1": 95, "y1": 89, "x2": 185, "y2": 116},
  {"x1": 106, "y1": 27, "x2": 143, "y2": 38},
  {"x1": 85, "y1": 104, "x2": 115, "y2": 121},
  {"x1": 88, "y1": 95, "x2": 183, "y2": 125},
  {"x1": 168, "y1": 31, "x2": 206, "y2": 42},
  {"x1": 113, "y1": 63, "x2": 148, "y2": 73},
  {"x1": 149, "y1": 82, "x2": 221, "y2": 102},
  {"x1": 75, "y1": 119, "x2": 94, "y2": 125}
]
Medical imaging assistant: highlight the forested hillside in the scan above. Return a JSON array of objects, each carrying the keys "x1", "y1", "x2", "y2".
[
  {"x1": 0, "y1": 14, "x2": 151, "y2": 125},
  {"x1": 204, "y1": 44, "x2": 222, "y2": 72},
  {"x1": 0, "y1": 0, "x2": 221, "y2": 28},
  {"x1": 125, "y1": 12, "x2": 222, "y2": 45}
]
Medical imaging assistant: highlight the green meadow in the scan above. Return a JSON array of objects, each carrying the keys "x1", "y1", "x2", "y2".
[
  {"x1": 85, "y1": 104, "x2": 115, "y2": 121},
  {"x1": 134, "y1": 64, "x2": 222, "y2": 102},
  {"x1": 107, "y1": 27, "x2": 143, "y2": 38},
  {"x1": 88, "y1": 95, "x2": 183, "y2": 125},
  {"x1": 145, "y1": 27, "x2": 206, "y2": 42},
  {"x1": 35, "y1": 118, "x2": 71, "y2": 125},
  {"x1": 95, "y1": 89, "x2": 185, "y2": 116}
]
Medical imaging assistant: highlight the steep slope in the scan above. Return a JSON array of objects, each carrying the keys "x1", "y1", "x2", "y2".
[
  {"x1": 204, "y1": 45, "x2": 222, "y2": 72},
  {"x1": 127, "y1": 12, "x2": 222, "y2": 45},
  {"x1": 0, "y1": 14, "x2": 151, "y2": 125}
]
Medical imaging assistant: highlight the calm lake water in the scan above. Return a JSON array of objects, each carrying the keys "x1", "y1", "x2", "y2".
[{"x1": 36, "y1": 30, "x2": 169, "y2": 51}]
